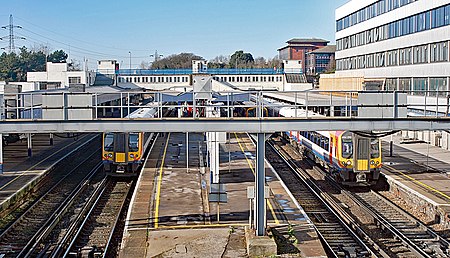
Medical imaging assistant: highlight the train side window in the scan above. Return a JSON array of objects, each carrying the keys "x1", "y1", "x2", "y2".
[
  {"x1": 324, "y1": 138, "x2": 329, "y2": 150},
  {"x1": 129, "y1": 133, "x2": 139, "y2": 152},
  {"x1": 104, "y1": 133, "x2": 114, "y2": 151}
]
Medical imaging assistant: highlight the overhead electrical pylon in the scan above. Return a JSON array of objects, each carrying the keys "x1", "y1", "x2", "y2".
[{"x1": 1, "y1": 14, "x2": 25, "y2": 53}]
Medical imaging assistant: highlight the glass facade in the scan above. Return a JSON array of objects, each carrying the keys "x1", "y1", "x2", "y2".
[
  {"x1": 336, "y1": 0, "x2": 417, "y2": 32},
  {"x1": 337, "y1": 4, "x2": 450, "y2": 51}
]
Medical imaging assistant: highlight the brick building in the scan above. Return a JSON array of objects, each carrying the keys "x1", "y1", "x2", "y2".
[
  {"x1": 278, "y1": 38, "x2": 330, "y2": 72},
  {"x1": 306, "y1": 45, "x2": 336, "y2": 75}
]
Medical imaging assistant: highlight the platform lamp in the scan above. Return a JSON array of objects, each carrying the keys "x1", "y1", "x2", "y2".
[
  {"x1": 150, "y1": 50, "x2": 163, "y2": 65},
  {"x1": 128, "y1": 51, "x2": 131, "y2": 71}
]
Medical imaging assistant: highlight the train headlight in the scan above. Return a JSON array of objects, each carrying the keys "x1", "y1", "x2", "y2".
[
  {"x1": 376, "y1": 161, "x2": 380, "y2": 165},
  {"x1": 130, "y1": 154, "x2": 134, "y2": 158},
  {"x1": 370, "y1": 160, "x2": 375, "y2": 165},
  {"x1": 108, "y1": 153, "x2": 113, "y2": 158},
  {"x1": 346, "y1": 160, "x2": 352, "y2": 166}
]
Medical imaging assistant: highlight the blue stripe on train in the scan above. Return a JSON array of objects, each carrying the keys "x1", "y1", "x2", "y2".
[{"x1": 285, "y1": 131, "x2": 348, "y2": 172}]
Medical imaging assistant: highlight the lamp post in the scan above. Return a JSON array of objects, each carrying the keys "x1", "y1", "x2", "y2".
[{"x1": 128, "y1": 51, "x2": 131, "y2": 71}]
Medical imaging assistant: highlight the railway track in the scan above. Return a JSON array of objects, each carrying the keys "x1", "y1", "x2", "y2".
[
  {"x1": 272, "y1": 135, "x2": 450, "y2": 258},
  {"x1": 57, "y1": 179, "x2": 133, "y2": 258},
  {"x1": 0, "y1": 148, "x2": 102, "y2": 257},
  {"x1": 0, "y1": 135, "x2": 100, "y2": 234},
  {"x1": 266, "y1": 137, "x2": 374, "y2": 257},
  {"x1": 349, "y1": 190, "x2": 450, "y2": 257}
]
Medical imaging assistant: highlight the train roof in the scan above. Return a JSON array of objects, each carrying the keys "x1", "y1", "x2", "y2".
[
  {"x1": 279, "y1": 107, "x2": 324, "y2": 118},
  {"x1": 127, "y1": 103, "x2": 158, "y2": 119}
]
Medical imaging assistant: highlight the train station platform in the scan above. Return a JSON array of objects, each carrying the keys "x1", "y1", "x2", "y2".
[
  {"x1": 0, "y1": 134, "x2": 95, "y2": 214},
  {"x1": 381, "y1": 134, "x2": 450, "y2": 228},
  {"x1": 120, "y1": 133, "x2": 326, "y2": 257}
]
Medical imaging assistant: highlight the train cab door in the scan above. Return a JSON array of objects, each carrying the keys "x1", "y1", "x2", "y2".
[
  {"x1": 114, "y1": 133, "x2": 128, "y2": 164},
  {"x1": 353, "y1": 134, "x2": 370, "y2": 182}
]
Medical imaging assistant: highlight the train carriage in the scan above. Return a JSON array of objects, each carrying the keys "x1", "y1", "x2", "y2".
[
  {"x1": 102, "y1": 105, "x2": 157, "y2": 176},
  {"x1": 280, "y1": 107, "x2": 382, "y2": 186}
]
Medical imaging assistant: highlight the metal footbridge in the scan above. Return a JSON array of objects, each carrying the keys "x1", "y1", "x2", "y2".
[{"x1": 0, "y1": 90, "x2": 449, "y2": 133}]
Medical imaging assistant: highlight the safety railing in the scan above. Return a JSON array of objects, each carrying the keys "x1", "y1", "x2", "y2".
[
  {"x1": 1, "y1": 90, "x2": 450, "y2": 121},
  {"x1": 113, "y1": 68, "x2": 285, "y2": 76}
]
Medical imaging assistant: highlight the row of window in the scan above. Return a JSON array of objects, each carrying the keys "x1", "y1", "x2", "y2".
[
  {"x1": 118, "y1": 76, "x2": 189, "y2": 84},
  {"x1": 337, "y1": 4, "x2": 450, "y2": 51},
  {"x1": 68, "y1": 76, "x2": 81, "y2": 84},
  {"x1": 212, "y1": 75, "x2": 283, "y2": 83},
  {"x1": 384, "y1": 77, "x2": 448, "y2": 97},
  {"x1": 336, "y1": 41, "x2": 448, "y2": 70},
  {"x1": 298, "y1": 131, "x2": 330, "y2": 151},
  {"x1": 336, "y1": 0, "x2": 417, "y2": 32}
]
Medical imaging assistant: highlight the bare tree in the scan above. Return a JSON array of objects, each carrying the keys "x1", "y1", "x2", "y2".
[{"x1": 140, "y1": 61, "x2": 150, "y2": 69}]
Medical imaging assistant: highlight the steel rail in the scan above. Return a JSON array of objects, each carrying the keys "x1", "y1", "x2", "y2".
[
  {"x1": 309, "y1": 158, "x2": 450, "y2": 257},
  {"x1": 49, "y1": 177, "x2": 108, "y2": 258},
  {"x1": 346, "y1": 189, "x2": 450, "y2": 258},
  {"x1": 0, "y1": 147, "x2": 101, "y2": 255},
  {"x1": 266, "y1": 139, "x2": 375, "y2": 257},
  {"x1": 21, "y1": 163, "x2": 103, "y2": 257}
]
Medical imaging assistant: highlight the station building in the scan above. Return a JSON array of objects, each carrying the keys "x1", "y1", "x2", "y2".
[
  {"x1": 327, "y1": 0, "x2": 450, "y2": 149},
  {"x1": 330, "y1": 0, "x2": 450, "y2": 93}
]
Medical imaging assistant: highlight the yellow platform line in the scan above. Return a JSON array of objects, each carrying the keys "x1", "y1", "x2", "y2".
[
  {"x1": 385, "y1": 165, "x2": 450, "y2": 203},
  {"x1": 0, "y1": 135, "x2": 89, "y2": 192},
  {"x1": 233, "y1": 133, "x2": 280, "y2": 225},
  {"x1": 154, "y1": 133, "x2": 171, "y2": 229}
]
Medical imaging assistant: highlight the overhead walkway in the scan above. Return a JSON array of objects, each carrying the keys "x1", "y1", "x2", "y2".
[{"x1": 0, "y1": 90, "x2": 449, "y2": 133}]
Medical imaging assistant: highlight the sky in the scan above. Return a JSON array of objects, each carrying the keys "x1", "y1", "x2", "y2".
[{"x1": 0, "y1": 0, "x2": 348, "y2": 69}]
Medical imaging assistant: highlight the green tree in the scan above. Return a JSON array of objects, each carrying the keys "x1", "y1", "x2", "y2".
[
  {"x1": 0, "y1": 47, "x2": 68, "y2": 82},
  {"x1": 230, "y1": 50, "x2": 254, "y2": 68},
  {"x1": 0, "y1": 52, "x2": 19, "y2": 81},
  {"x1": 47, "y1": 49, "x2": 68, "y2": 63},
  {"x1": 16, "y1": 47, "x2": 46, "y2": 81}
]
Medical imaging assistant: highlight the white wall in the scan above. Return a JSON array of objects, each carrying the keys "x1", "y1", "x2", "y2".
[{"x1": 27, "y1": 62, "x2": 95, "y2": 88}]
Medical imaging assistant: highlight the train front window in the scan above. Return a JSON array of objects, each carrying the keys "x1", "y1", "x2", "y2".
[
  {"x1": 129, "y1": 133, "x2": 139, "y2": 152},
  {"x1": 341, "y1": 134, "x2": 353, "y2": 159},
  {"x1": 104, "y1": 133, "x2": 114, "y2": 151},
  {"x1": 371, "y1": 139, "x2": 380, "y2": 158}
]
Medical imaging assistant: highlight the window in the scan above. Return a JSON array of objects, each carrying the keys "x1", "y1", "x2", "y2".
[
  {"x1": 413, "y1": 78, "x2": 428, "y2": 95},
  {"x1": 128, "y1": 133, "x2": 139, "y2": 152},
  {"x1": 432, "y1": 6, "x2": 446, "y2": 28},
  {"x1": 104, "y1": 133, "x2": 114, "y2": 151},
  {"x1": 429, "y1": 78, "x2": 447, "y2": 97},
  {"x1": 341, "y1": 132, "x2": 353, "y2": 159},
  {"x1": 385, "y1": 78, "x2": 398, "y2": 91},
  {"x1": 68, "y1": 76, "x2": 81, "y2": 84},
  {"x1": 371, "y1": 139, "x2": 380, "y2": 158},
  {"x1": 387, "y1": 50, "x2": 398, "y2": 66},
  {"x1": 413, "y1": 44, "x2": 428, "y2": 64},
  {"x1": 399, "y1": 47, "x2": 412, "y2": 65},
  {"x1": 399, "y1": 78, "x2": 412, "y2": 92},
  {"x1": 431, "y1": 41, "x2": 448, "y2": 62}
]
